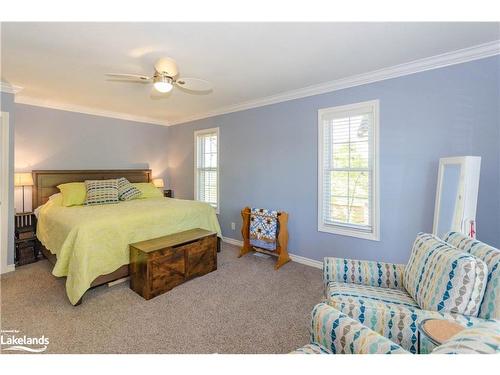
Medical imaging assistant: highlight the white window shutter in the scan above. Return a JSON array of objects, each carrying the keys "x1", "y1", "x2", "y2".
[
  {"x1": 318, "y1": 101, "x2": 379, "y2": 241},
  {"x1": 195, "y1": 128, "x2": 219, "y2": 212}
]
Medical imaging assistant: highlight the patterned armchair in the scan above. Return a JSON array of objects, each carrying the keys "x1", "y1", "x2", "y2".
[
  {"x1": 322, "y1": 232, "x2": 500, "y2": 353},
  {"x1": 291, "y1": 303, "x2": 500, "y2": 354}
]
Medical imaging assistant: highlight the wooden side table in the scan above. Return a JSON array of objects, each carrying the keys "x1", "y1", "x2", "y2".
[
  {"x1": 14, "y1": 212, "x2": 39, "y2": 266},
  {"x1": 417, "y1": 318, "x2": 465, "y2": 353}
]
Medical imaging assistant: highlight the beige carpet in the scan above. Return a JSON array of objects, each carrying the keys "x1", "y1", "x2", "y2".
[{"x1": 0, "y1": 243, "x2": 322, "y2": 353}]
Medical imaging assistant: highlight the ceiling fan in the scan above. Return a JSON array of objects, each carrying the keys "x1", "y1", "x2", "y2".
[{"x1": 105, "y1": 57, "x2": 212, "y2": 94}]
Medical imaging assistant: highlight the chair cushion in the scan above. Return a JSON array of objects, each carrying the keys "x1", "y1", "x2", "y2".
[
  {"x1": 326, "y1": 281, "x2": 420, "y2": 352},
  {"x1": 326, "y1": 281, "x2": 490, "y2": 353},
  {"x1": 403, "y1": 233, "x2": 488, "y2": 316},
  {"x1": 441, "y1": 231, "x2": 500, "y2": 320},
  {"x1": 432, "y1": 321, "x2": 500, "y2": 354},
  {"x1": 327, "y1": 281, "x2": 420, "y2": 310}
]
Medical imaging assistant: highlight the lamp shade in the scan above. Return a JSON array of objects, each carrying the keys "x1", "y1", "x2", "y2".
[
  {"x1": 152, "y1": 178, "x2": 164, "y2": 188},
  {"x1": 14, "y1": 172, "x2": 34, "y2": 187}
]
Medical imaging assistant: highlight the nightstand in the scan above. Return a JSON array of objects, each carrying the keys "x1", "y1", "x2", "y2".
[
  {"x1": 164, "y1": 189, "x2": 173, "y2": 198},
  {"x1": 14, "y1": 212, "x2": 39, "y2": 266}
]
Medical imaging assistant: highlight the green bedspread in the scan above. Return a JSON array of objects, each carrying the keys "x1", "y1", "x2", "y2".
[{"x1": 36, "y1": 195, "x2": 222, "y2": 305}]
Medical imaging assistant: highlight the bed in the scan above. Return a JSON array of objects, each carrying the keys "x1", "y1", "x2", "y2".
[{"x1": 32, "y1": 169, "x2": 222, "y2": 305}]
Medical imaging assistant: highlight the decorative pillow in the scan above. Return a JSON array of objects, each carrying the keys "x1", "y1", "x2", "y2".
[
  {"x1": 403, "y1": 232, "x2": 488, "y2": 315},
  {"x1": 117, "y1": 177, "x2": 142, "y2": 201},
  {"x1": 84, "y1": 179, "x2": 119, "y2": 206},
  {"x1": 132, "y1": 182, "x2": 163, "y2": 198},
  {"x1": 57, "y1": 182, "x2": 87, "y2": 207},
  {"x1": 441, "y1": 231, "x2": 500, "y2": 319}
]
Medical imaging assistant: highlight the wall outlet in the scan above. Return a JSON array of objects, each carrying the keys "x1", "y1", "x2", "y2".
[{"x1": 231, "y1": 222, "x2": 236, "y2": 230}]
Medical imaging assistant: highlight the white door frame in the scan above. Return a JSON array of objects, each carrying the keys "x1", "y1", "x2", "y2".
[{"x1": 1, "y1": 111, "x2": 14, "y2": 274}]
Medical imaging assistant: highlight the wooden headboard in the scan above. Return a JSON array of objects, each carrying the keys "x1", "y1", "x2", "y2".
[{"x1": 32, "y1": 169, "x2": 152, "y2": 209}]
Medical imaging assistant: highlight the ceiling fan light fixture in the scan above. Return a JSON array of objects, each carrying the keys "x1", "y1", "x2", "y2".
[
  {"x1": 153, "y1": 76, "x2": 173, "y2": 93},
  {"x1": 106, "y1": 57, "x2": 211, "y2": 95}
]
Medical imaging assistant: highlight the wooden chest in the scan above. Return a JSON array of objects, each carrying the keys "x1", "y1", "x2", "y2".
[{"x1": 129, "y1": 228, "x2": 218, "y2": 300}]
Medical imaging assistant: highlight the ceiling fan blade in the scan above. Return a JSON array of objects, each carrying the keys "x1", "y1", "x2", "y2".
[
  {"x1": 154, "y1": 57, "x2": 178, "y2": 77},
  {"x1": 175, "y1": 77, "x2": 212, "y2": 92},
  {"x1": 105, "y1": 73, "x2": 151, "y2": 82}
]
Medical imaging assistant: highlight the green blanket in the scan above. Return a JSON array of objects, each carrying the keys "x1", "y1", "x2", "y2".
[{"x1": 36, "y1": 195, "x2": 222, "y2": 304}]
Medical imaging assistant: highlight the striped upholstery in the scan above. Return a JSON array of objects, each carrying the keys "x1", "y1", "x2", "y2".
[
  {"x1": 441, "y1": 231, "x2": 500, "y2": 320},
  {"x1": 327, "y1": 281, "x2": 419, "y2": 309},
  {"x1": 318, "y1": 232, "x2": 498, "y2": 354},
  {"x1": 308, "y1": 303, "x2": 407, "y2": 354},
  {"x1": 404, "y1": 233, "x2": 487, "y2": 315},
  {"x1": 432, "y1": 321, "x2": 500, "y2": 354},
  {"x1": 292, "y1": 304, "x2": 500, "y2": 354},
  {"x1": 290, "y1": 343, "x2": 330, "y2": 354},
  {"x1": 323, "y1": 257, "x2": 406, "y2": 290},
  {"x1": 325, "y1": 281, "x2": 421, "y2": 352},
  {"x1": 325, "y1": 281, "x2": 490, "y2": 353}
]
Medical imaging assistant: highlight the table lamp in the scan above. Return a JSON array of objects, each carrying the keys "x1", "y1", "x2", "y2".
[
  {"x1": 14, "y1": 172, "x2": 34, "y2": 213},
  {"x1": 152, "y1": 178, "x2": 165, "y2": 190}
]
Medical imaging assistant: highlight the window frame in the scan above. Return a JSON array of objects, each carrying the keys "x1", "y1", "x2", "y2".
[
  {"x1": 317, "y1": 100, "x2": 380, "y2": 241},
  {"x1": 194, "y1": 127, "x2": 220, "y2": 214}
]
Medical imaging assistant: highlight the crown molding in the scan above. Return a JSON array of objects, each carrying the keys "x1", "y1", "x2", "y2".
[
  {"x1": 5, "y1": 40, "x2": 500, "y2": 127},
  {"x1": 0, "y1": 82, "x2": 24, "y2": 94},
  {"x1": 168, "y1": 40, "x2": 500, "y2": 126},
  {"x1": 14, "y1": 96, "x2": 170, "y2": 127}
]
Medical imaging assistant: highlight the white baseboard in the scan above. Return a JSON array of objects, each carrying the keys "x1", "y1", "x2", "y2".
[
  {"x1": 1, "y1": 264, "x2": 15, "y2": 274},
  {"x1": 222, "y1": 236, "x2": 322, "y2": 270},
  {"x1": 288, "y1": 254, "x2": 323, "y2": 269},
  {"x1": 222, "y1": 236, "x2": 243, "y2": 247}
]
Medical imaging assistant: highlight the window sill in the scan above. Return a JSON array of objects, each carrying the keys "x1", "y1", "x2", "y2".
[{"x1": 318, "y1": 223, "x2": 380, "y2": 241}]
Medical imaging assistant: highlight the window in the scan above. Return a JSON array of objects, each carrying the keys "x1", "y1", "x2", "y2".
[
  {"x1": 194, "y1": 127, "x2": 219, "y2": 213},
  {"x1": 318, "y1": 100, "x2": 379, "y2": 240}
]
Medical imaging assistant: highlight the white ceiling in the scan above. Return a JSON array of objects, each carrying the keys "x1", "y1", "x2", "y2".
[{"x1": 2, "y1": 22, "x2": 499, "y2": 125}]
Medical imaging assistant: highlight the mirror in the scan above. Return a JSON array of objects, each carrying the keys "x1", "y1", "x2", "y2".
[
  {"x1": 433, "y1": 156, "x2": 480, "y2": 238},
  {"x1": 435, "y1": 163, "x2": 462, "y2": 237}
]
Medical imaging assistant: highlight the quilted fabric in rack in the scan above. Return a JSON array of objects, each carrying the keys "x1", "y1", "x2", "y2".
[{"x1": 249, "y1": 208, "x2": 278, "y2": 251}]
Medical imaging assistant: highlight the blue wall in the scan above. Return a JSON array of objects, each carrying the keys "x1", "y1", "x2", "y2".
[
  {"x1": 167, "y1": 56, "x2": 500, "y2": 264},
  {"x1": 11, "y1": 104, "x2": 170, "y2": 266},
  {"x1": 15, "y1": 104, "x2": 170, "y2": 178}
]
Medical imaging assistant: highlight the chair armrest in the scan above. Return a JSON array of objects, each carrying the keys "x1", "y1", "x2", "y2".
[
  {"x1": 310, "y1": 303, "x2": 407, "y2": 354},
  {"x1": 431, "y1": 321, "x2": 500, "y2": 354},
  {"x1": 323, "y1": 257, "x2": 406, "y2": 290}
]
